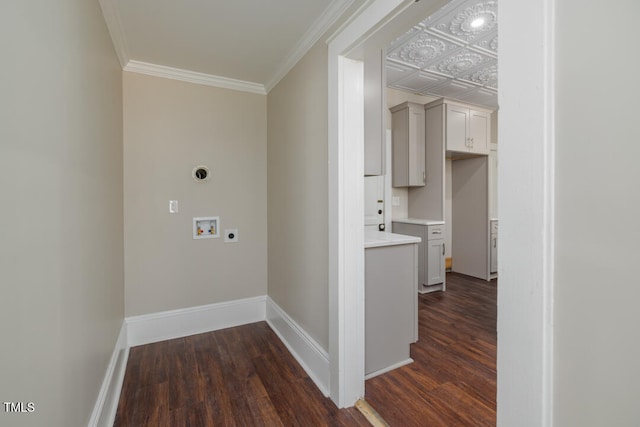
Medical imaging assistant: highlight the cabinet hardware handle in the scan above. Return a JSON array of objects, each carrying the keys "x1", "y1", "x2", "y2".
[
  {"x1": 432, "y1": 230, "x2": 442, "y2": 234},
  {"x1": 443, "y1": 243, "x2": 445, "y2": 256},
  {"x1": 423, "y1": 171, "x2": 426, "y2": 183}
]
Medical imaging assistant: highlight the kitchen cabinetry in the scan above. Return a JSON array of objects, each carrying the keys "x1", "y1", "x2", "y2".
[
  {"x1": 490, "y1": 220, "x2": 498, "y2": 275},
  {"x1": 365, "y1": 231, "x2": 420, "y2": 377},
  {"x1": 425, "y1": 99, "x2": 492, "y2": 156},
  {"x1": 391, "y1": 102, "x2": 425, "y2": 187},
  {"x1": 392, "y1": 220, "x2": 446, "y2": 293}
]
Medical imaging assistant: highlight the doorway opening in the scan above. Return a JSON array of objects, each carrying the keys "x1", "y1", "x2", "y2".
[{"x1": 328, "y1": 0, "x2": 554, "y2": 424}]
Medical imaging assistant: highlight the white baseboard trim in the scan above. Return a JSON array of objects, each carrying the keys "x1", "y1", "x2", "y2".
[
  {"x1": 265, "y1": 297, "x2": 330, "y2": 396},
  {"x1": 89, "y1": 320, "x2": 129, "y2": 427},
  {"x1": 91, "y1": 294, "x2": 330, "y2": 425},
  {"x1": 126, "y1": 295, "x2": 267, "y2": 347},
  {"x1": 364, "y1": 358, "x2": 413, "y2": 380}
]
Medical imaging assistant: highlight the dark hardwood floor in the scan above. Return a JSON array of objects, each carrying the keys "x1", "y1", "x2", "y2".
[
  {"x1": 115, "y1": 272, "x2": 496, "y2": 426},
  {"x1": 114, "y1": 322, "x2": 370, "y2": 427},
  {"x1": 365, "y1": 272, "x2": 497, "y2": 426}
]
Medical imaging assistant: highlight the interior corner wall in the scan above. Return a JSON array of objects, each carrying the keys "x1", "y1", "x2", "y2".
[
  {"x1": 267, "y1": 40, "x2": 330, "y2": 350},
  {"x1": 554, "y1": 0, "x2": 640, "y2": 425},
  {"x1": 0, "y1": 1, "x2": 124, "y2": 426},
  {"x1": 123, "y1": 72, "x2": 267, "y2": 316}
]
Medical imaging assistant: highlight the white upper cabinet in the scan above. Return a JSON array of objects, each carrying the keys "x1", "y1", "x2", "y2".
[
  {"x1": 445, "y1": 104, "x2": 469, "y2": 152},
  {"x1": 426, "y1": 99, "x2": 493, "y2": 156},
  {"x1": 468, "y1": 109, "x2": 490, "y2": 154},
  {"x1": 391, "y1": 101, "x2": 425, "y2": 187}
]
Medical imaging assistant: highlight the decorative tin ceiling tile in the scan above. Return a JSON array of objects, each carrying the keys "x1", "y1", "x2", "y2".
[
  {"x1": 459, "y1": 60, "x2": 497, "y2": 88},
  {"x1": 442, "y1": 1, "x2": 497, "y2": 43},
  {"x1": 475, "y1": 34, "x2": 498, "y2": 54},
  {"x1": 427, "y1": 80, "x2": 476, "y2": 98},
  {"x1": 387, "y1": 32, "x2": 461, "y2": 69},
  {"x1": 387, "y1": 25, "x2": 426, "y2": 52},
  {"x1": 429, "y1": 49, "x2": 491, "y2": 77},
  {"x1": 394, "y1": 70, "x2": 448, "y2": 92},
  {"x1": 385, "y1": 62, "x2": 417, "y2": 86},
  {"x1": 457, "y1": 87, "x2": 498, "y2": 108},
  {"x1": 386, "y1": 0, "x2": 499, "y2": 108}
]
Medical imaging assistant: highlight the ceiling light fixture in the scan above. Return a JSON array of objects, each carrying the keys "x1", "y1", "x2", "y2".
[{"x1": 470, "y1": 17, "x2": 485, "y2": 28}]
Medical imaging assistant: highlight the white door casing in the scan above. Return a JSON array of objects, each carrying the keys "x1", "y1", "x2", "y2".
[{"x1": 328, "y1": 1, "x2": 555, "y2": 425}]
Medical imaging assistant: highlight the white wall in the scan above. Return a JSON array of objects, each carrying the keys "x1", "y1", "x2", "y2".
[
  {"x1": 0, "y1": 1, "x2": 124, "y2": 425},
  {"x1": 498, "y1": 0, "x2": 553, "y2": 423},
  {"x1": 123, "y1": 72, "x2": 267, "y2": 316},
  {"x1": 553, "y1": 1, "x2": 640, "y2": 425}
]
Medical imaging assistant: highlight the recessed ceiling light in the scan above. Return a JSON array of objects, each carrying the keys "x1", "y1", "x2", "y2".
[{"x1": 470, "y1": 17, "x2": 485, "y2": 28}]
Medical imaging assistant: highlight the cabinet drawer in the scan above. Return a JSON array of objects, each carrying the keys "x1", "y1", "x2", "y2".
[{"x1": 427, "y1": 225, "x2": 445, "y2": 240}]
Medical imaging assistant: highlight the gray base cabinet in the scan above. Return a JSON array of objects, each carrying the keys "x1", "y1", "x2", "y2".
[
  {"x1": 392, "y1": 221, "x2": 446, "y2": 293},
  {"x1": 365, "y1": 242, "x2": 418, "y2": 377}
]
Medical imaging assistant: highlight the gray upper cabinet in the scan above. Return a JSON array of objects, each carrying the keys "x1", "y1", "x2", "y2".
[
  {"x1": 364, "y1": 49, "x2": 385, "y2": 176},
  {"x1": 425, "y1": 99, "x2": 492, "y2": 156},
  {"x1": 391, "y1": 102, "x2": 425, "y2": 187}
]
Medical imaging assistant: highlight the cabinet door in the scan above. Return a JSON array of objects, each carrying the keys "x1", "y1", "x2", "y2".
[
  {"x1": 446, "y1": 104, "x2": 469, "y2": 152},
  {"x1": 392, "y1": 108, "x2": 410, "y2": 187},
  {"x1": 392, "y1": 103, "x2": 425, "y2": 187},
  {"x1": 392, "y1": 222, "x2": 426, "y2": 288},
  {"x1": 427, "y1": 239, "x2": 445, "y2": 286},
  {"x1": 407, "y1": 107, "x2": 425, "y2": 186},
  {"x1": 469, "y1": 109, "x2": 490, "y2": 154}
]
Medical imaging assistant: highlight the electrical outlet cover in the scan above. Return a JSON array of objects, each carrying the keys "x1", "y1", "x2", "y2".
[{"x1": 224, "y1": 229, "x2": 239, "y2": 243}]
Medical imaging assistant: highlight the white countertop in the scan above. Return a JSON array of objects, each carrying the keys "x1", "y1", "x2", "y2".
[
  {"x1": 391, "y1": 218, "x2": 445, "y2": 226},
  {"x1": 364, "y1": 230, "x2": 421, "y2": 249}
]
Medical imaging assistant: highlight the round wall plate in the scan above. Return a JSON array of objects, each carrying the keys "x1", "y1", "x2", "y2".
[{"x1": 192, "y1": 165, "x2": 210, "y2": 182}]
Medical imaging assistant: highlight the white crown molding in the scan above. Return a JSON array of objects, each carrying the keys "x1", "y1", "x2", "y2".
[
  {"x1": 98, "y1": 0, "x2": 130, "y2": 67},
  {"x1": 264, "y1": 0, "x2": 356, "y2": 93},
  {"x1": 126, "y1": 295, "x2": 267, "y2": 347},
  {"x1": 266, "y1": 297, "x2": 330, "y2": 396},
  {"x1": 88, "y1": 321, "x2": 129, "y2": 427},
  {"x1": 100, "y1": 0, "x2": 352, "y2": 94},
  {"x1": 124, "y1": 60, "x2": 267, "y2": 95}
]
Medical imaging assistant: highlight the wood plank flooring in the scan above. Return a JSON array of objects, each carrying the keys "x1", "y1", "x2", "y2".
[
  {"x1": 115, "y1": 272, "x2": 496, "y2": 426},
  {"x1": 365, "y1": 272, "x2": 497, "y2": 426},
  {"x1": 114, "y1": 322, "x2": 370, "y2": 427}
]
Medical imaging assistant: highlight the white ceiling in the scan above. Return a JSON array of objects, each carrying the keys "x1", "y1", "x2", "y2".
[
  {"x1": 100, "y1": 0, "x2": 356, "y2": 93},
  {"x1": 386, "y1": 0, "x2": 498, "y2": 108},
  {"x1": 100, "y1": 0, "x2": 497, "y2": 105}
]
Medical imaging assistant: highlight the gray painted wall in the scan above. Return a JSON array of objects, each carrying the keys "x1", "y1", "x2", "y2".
[
  {"x1": 554, "y1": 1, "x2": 640, "y2": 424},
  {"x1": 123, "y1": 72, "x2": 267, "y2": 316},
  {"x1": 267, "y1": 40, "x2": 331, "y2": 349},
  {"x1": 0, "y1": 1, "x2": 124, "y2": 425}
]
